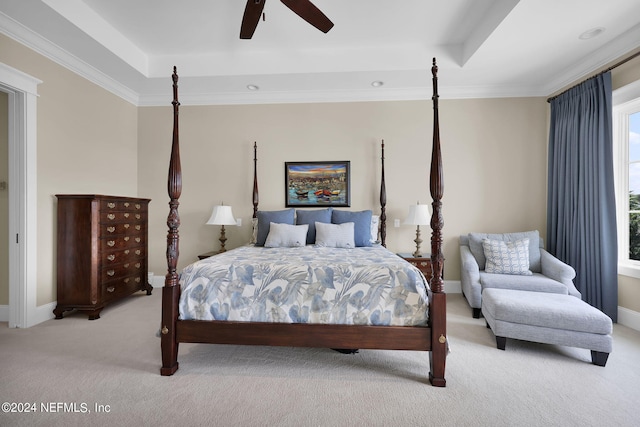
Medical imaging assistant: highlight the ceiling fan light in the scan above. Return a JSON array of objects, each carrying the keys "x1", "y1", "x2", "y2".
[{"x1": 247, "y1": 84, "x2": 260, "y2": 91}]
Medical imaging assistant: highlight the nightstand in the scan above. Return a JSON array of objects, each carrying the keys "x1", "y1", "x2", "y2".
[
  {"x1": 397, "y1": 253, "x2": 436, "y2": 280},
  {"x1": 197, "y1": 250, "x2": 218, "y2": 260}
]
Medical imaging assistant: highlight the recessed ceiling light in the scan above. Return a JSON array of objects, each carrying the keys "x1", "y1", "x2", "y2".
[
  {"x1": 247, "y1": 84, "x2": 259, "y2": 91},
  {"x1": 371, "y1": 81, "x2": 384, "y2": 87},
  {"x1": 579, "y1": 27, "x2": 605, "y2": 40}
]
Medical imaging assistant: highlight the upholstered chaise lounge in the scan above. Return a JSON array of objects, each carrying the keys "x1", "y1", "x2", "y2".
[{"x1": 459, "y1": 230, "x2": 579, "y2": 318}]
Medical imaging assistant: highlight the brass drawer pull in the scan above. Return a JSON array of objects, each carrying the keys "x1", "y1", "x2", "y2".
[
  {"x1": 124, "y1": 263, "x2": 130, "y2": 268},
  {"x1": 107, "y1": 240, "x2": 115, "y2": 247},
  {"x1": 135, "y1": 225, "x2": 141, "y2": 231},
  {"x1": 124, "y1": 202, "x2": 130, "y2": 207},
  {"x1": 107, "y1": 254, "x2": 115, "y2": 261},
  {"x1": 107, "y1": 213, "x2": 115, "y2": 220},
  {"x1": 107, "y1": 226, "x2": 115, "y2": 233},
  {"x1": 135, "y1": 277, "x2": 141, "y2": 283},
  {"x1": 135, "y1": 214, "x2": 141, "y2": 219},
  {"x1": 124, "y1": 236, "x2": 130, "y2": 241},
  {"x1": 107, "y1": 202, "x2": 115, "y2": 208},
  {"x1": 135, "y1": 237, "x2": 141, "y2": 243},
  {"x1": 135, "y1": 250, "x2": 141, "y2": 255},
  {"x1": 124, "y1": 224, "x2": 130, "y2": 229},
  {"x1": 124, "y1": 213, "x2": 130, "y2": 218},
  {"x1": 107, "y1": 286, "x2": 115, "y2": 293},
  {"x1": 135, "y1": 204, "x2": 141, "y2": 209},
  {"x1": 135, "y1": 263, "x2": 141, "y2": 268},
  {"x1": 107, "y1": 270, "x2": 115, "y2": 276},
  {"x1": 124, "y1": 278, "x2": 130, "y2": 283},
  {"x1": 124, "y1": 250, "x2": 130, "y2": 254}
]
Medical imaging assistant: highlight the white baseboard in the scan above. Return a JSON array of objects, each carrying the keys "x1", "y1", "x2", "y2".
[
  {"x1": 150, "y1": 275, "x2": 163, "y2": 288},
  {"x1": 618, "y1": 306, "x2": 640, "y2": 332},
  {"x1": 31, "y1": 301, "x2": 56, "y2": 327},
  {"x1": 444, "y1": 280, "x2": 461, "y2": 294},
  {"x1": 0, "y1": 304, "x2": 8, "y2": 322}
]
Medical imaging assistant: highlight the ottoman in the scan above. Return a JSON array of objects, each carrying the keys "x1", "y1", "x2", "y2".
[{"x1": 482, "y1": 288, "x2": 613, "y2": 366}]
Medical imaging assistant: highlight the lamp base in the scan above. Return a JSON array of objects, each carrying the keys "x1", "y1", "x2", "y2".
[
  {"x1": 412, "y1": 225, "x2": 423, "y2": 258},
  {"x1": 218, "y1": 225, "x2": 227, "y2": 252}
]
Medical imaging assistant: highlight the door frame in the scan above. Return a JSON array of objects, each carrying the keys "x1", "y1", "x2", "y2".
[{"x1": 0, "y1": 62, "x2": 40, "y2": 328}]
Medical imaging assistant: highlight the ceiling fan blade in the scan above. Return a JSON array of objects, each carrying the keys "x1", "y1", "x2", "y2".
[
  {"x1": 240, "y1": 0, "x2": 266, "y2": 39},
  {"x1": 280, "y1": 0, "x2": 334, "y2": 33}
]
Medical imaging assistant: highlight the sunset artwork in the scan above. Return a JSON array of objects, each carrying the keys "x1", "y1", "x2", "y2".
[{"x1": 285, "y1": 161, "x2": 350, "y2": 207}]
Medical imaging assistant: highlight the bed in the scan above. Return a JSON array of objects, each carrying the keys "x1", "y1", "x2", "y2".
[{"x1": 160, "y1": 59, "x2": 447, "y2": 386}]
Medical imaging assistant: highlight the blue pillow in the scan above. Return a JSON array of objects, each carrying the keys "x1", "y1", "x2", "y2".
[
  {"x1": 296, "y1": 208, "x2": 332, "y2": 244},
  {"x1": 256, "y1": 209, "x2": 295, "y2": 246},
  {"x1": 331, "y1": 210, "x2": 373, "y2": 247}
]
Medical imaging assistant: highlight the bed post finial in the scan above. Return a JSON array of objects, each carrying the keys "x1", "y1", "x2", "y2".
[
  {"x1": 161, "y1": 66, "x2": 182, "y2": 376},
  {"x1": 429, "y1": 58, "x2": 444, "y2": 294},
  {"x1": 379, "y1": 140, "x2": 387, "y2": 247},
  {"x1": 253, "y1": 142, "x2": 259, "y2": 218}
]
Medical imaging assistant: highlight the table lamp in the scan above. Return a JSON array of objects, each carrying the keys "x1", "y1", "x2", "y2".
[
  {"x1": 206, "y1": 204, "x2": 236, "y2": 252},
  {"x1": 404, "y1": 202, "x2": 430, "y2": 257}
]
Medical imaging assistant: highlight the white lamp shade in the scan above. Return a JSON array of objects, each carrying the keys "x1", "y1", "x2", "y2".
[
  {"x1": 206, "y1": 205, "x2": 236, "y2": 226},
  {"x1": 404, "y1": 204, "x2": 430, "y2": 226}
]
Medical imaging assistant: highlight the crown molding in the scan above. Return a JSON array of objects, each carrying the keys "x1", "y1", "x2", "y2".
[
  {"x1": 3, "y1": 10, "x2": 639, "y2": 107},
  {"x1": 0, "y1": 11, "x2": 139, "y2": 105}
]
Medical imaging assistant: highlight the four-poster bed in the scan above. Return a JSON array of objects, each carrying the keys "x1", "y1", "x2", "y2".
[{"x1": 160, "y1": 59, "x2": 446, "y2": 386}]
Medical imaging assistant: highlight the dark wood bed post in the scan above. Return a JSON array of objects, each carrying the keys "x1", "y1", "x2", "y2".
[
  {"x1": 379, "y1": 140, "x2": 387, "y2": 247},
  {"x1": 253, "y1": 142, "x2": 259, "y2": 218},
  {"x1": 428, "y1": 58, "x2": 447, "y2": 387},
  {"x1": 161, "y1": 66, "x2": 182, "y2": 376}
]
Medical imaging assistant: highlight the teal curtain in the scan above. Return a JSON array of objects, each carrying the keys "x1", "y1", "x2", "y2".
[{"x1": 547, "y1": 72, "x2": 617, "y2": 321}]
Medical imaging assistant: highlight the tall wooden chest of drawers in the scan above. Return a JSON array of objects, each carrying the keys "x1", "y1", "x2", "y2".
[{"x1": 54, "y1": 195, "x2": 152, "y2": 320}]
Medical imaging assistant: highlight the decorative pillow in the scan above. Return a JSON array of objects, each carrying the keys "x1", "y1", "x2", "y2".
[
  {"x1": 468, "y1": 230, "x2": 542, "y2": 273},
  {"x1": 249, "y1": 217, "x2": 258, "y2": 244},
  {"x1": 370, "y1": 215, "x2": 380, "y2": 244},
  {"x1": 482, "y1": 238, "x2": 532, "y2": 276},
  {"x1": 296, "y1": 208, "x2": 332, "y2": 244},
  {"x1": 331, "y1": 210, "x2": 373, "y2": 247},
  {"x1": 256, "y1": 209, "x2": 295, "y2": 246},
  {"x1": 315, "y1": 221, "x2": 355, "y2": 248},
  {"x1": 264, "y1": 223, "x2": 309, "y2": 248}
]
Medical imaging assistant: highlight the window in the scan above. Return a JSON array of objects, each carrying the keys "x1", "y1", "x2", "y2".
[{"x1": 614, "y1": 80, "x2": 640, "y2": 277}]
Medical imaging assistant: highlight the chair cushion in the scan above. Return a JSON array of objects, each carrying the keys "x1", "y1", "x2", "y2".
[
  {"x1": 469, "y1": 230, "x2": 542, "y2": 273},
  {"x1": 480, "y1": 272, "x2": 568, "y2": 294}
]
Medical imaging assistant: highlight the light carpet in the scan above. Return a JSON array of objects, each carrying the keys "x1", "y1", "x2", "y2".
[{"x1": 1, "y1": 292, "x2": 639, "y2": 427}]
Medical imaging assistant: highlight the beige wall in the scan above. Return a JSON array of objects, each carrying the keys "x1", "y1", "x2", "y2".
[
  {"x1": 1, "y1": 31, "x2": 639, "y2": 316},
  {"x1": 139, "y1": 97, "x2": 549, "y2": 279},
  {"x1": 0, "y1": 34, "x2": 139, "y2": 305},
  {"x1": 0, "y1": 91, "x2": 7, "y2": 305}
]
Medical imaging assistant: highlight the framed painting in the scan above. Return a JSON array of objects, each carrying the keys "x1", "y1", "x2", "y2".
[{"x1": 285, "y1": 161, "x2": 350, "y2": 207}]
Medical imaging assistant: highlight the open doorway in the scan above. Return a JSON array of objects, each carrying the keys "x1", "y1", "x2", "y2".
[
  {"x1": 1, "y1": 91, "x2": 7, "y2": 314},
  {"x1": 0, "y1": 62, "x2": 40, "y2": 328}
]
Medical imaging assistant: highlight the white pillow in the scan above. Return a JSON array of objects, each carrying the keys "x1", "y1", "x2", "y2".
[
  {"x1": 315, "y1": 221, "x2": 355, "y2": 248},
  {"x1": 264, "y1": 222, "x2": 309, "y2": 248},
  {"x1": 370, "y1": 215, "x2": 380, "y2": 244},
  {"x1": 482, "y1": 238, "x2": 532, "y2": 276}
]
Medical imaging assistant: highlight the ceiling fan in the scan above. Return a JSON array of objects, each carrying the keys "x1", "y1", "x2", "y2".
[{"x1": 240, "y1": 0, "x2": 334, "y2": 39}]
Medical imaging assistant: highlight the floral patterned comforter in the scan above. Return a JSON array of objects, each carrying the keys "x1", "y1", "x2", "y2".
[{"x1": 178, "y1": 245, "x2": 430, "y2": 326}]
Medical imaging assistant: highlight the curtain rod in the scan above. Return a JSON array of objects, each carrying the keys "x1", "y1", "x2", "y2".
[{"x1": 546, "y1": 50, "x2": 640, "y2": 103}]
